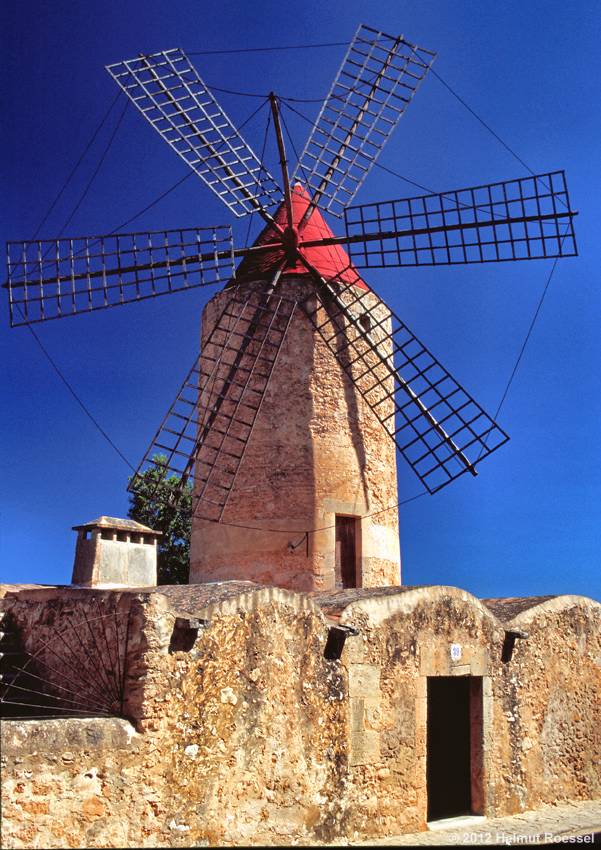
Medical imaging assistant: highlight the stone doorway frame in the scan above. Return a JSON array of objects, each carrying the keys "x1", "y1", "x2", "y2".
[{"x1": 416, "y1": 661, "x2": 493, "y2": 823}]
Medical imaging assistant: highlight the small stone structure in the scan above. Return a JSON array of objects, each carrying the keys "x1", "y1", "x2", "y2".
[
  {"x1": 1, "y1": 582, "x2": 599, "y2": 847},
  {"x1": 71, "y1": 516, "x2": 160, "y2": 587}
]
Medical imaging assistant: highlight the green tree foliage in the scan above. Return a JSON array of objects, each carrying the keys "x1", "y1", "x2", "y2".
[{"x1": 127, "y1": 454, "x2": 191, "y2": 585}]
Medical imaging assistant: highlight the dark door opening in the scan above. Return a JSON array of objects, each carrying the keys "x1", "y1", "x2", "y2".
[
  {"x1": 427, "y1": 676, "x2": 482, "y2": 821},
  {"x1": 335, "y1": 515, "x2": 357, "y2": 588}
]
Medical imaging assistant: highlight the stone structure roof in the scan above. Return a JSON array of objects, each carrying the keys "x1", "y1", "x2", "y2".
[
  {"x1": 480, "y1": 595, "x2": 557, "y2": 622},
  {"x1": 311, "y1": 585, "x2": 428, "y2": 617},
  {"x1": 152, "y1": 581, "x2": 260, "y2": 616},
  {"x1": 72, "y1": 516, "x2": 161, "y2": 535}
]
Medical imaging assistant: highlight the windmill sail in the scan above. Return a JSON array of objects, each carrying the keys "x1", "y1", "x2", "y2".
[
  {"x1": 292, "y1": 24, "x2": 436, "y2": 218},
  {"x1": 300, "y1": 269, "x2": 509, "y2": 494},
  {"x1": 6, "y1": 225, "x2": 234, "y2": 326},
  {"x1": 129, "y1": 284, "x2": 296, "y2": 522},
  {"x1": 106, "y1": 49, "x2": 281, "y2": 218},
  {"x1": 344, "y1": 171, "x2": 577, "y2": 268}
]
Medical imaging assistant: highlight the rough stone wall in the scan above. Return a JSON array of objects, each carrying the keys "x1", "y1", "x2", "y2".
[
  {"x1": 333, "y1": 587, "x2": 506, "y2": 838},
  {"x1": 329, "y1": 589, "x2": 601, "y2": 838},
  {"x1": 2, "y1": 586, "x2": 599, "y2": 848},
  {"x1": 1, "y1": 586, "x2": 349, "y2": 848},
  {"x1": 496, "y1": 597, "x2": 601, "y2": 810},
  {"x1": 0, "y1": 587, "x2": 143, "y2": 716},
  {"x1": 190, "y1": 276, "x2": 400, "y2": 592}
]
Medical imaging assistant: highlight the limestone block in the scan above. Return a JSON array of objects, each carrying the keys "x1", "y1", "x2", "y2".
[{"x1": 348, "y1": 663, "x2": 380, "y2": 698}]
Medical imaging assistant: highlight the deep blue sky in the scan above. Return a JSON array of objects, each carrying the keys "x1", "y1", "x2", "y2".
[{"x1": 1, "y1": 0, "x2": 599, "y2": 600}]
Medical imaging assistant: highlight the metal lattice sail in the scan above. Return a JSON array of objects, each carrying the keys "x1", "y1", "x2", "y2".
[{"x1": 5, "y1": 23, "x2": 578, "y2": 521}]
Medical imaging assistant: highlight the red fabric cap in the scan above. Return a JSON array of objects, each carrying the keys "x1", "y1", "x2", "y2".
[{"x1": 235, "y1": 183, "x2": 368, "y2": 290}]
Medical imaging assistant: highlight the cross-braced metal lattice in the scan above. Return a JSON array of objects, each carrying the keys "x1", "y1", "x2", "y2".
[
  {"x1": 6, "y1": 225, "x2": 234, "y2": 325},
  {"x1": 0, "y1": 602, "x2": 132, "y2": 719},
  {"x1": 343, "y1": 171, "x2": 577, "y2": 268},
  {"x1": 130, "y1": 284, "x2": 296, "y2": 521},
  {"x1": 5, "y1": 23, "x2": 580, "y2": 508},
  {"x1": 300, "y1": 268, "x2": 509, "y2": 493},
  {"x1": 292, "y1": 24, "x2": 436, "y2": 218},
  {"x1": 107, "y1": 49, "x2": 281, "y2": 218}
]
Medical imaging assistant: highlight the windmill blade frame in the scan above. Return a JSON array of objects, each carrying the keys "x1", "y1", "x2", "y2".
[
  {"x1": 292, "y1": 24, "x2": 436, "y2": 220},
  {"x1": 298, "y1": 268, "x2": 509, "y2": 494},
  {"x1": 129, "y1": 279, "x2": 296, "y2": 523},
  {"x1": 343, "y1": 170, "x2": 577, "y2": 269},
  {"x1": 106, "y1": 48, "x2": 282, "y2": 219},
  {"x1": 6, "y1": 225, "x2": 235, "y2": 326}
]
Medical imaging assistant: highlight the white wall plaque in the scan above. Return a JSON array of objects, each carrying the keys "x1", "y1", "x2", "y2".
[{"x1": 450, "y1": 643, "x2": 462, "y2": 661}]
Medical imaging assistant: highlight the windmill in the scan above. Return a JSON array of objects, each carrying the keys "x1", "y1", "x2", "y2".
[{"x1": 5, "y1": 25, "x2": 577, "y2": 591}]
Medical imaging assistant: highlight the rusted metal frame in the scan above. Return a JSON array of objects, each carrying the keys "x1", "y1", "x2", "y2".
[
  {"x1": 136, "y1": 51, "x2": 281, "y2": 229},
  {"x1": 6, "y1": 244, "x2": 15, "y2": 324},
  {"x1": 80, "y1": 609, "x2": 124, "y2": 703},
  {"x1": 1, "y1": 666, "x2": 114, "y2": 714},
  {"x1": 37, "y1": 242, "x2": 44, "y2": 321},
  {"x1": 210, "y1": 298, "x2": 297, "y2": 522},
  {"x1": 335, "y1": 283, "x2": 496, "y2": 458},
  {"x1": 84, "y1": 238, "x2": 93, "y2": 312},
  {"x1": 303, "y1": 209, "x2": 577, "y2": 253},
  {"x1": 342, "y1": 170, "x2": 578, "y2": 266},
  {"x1": 178, "y1": 289, "x2": 274, "y2": 496},
  {"x1": 135, "y1": 288, "x2": 267, "y2": 504},
  {"x1": 298, "y1": 261, "x2": 478, "y2": 480},
  {"x1": 93, "y1": 598, "x2": 124, "y2": 703},
  {"x1": 119, "y1": 607, "x2": 133, "y2": 715},
  {"x1": 7, "y1": 223, "x2": 234, "y2": 286},
  {"x1": 192, "y1": 264, "x2": 290, "y2": 519},
  {"x1": 6, "y1": 236, "x2": 271, "y2": 292},
  {"x1": 147, "y1": 232, "x2": 156, "y2": 296},
  {"x1": 0, "y1": 697, "x2": 112, "y2": 716},
  {"x1": 54, "y1": 239, "x2": 62, "y2": 317},
  {"x1": 310, "y1": 280, "x2": 393, "y2": 345},
  {"x1": 269, "y1": 94, "x2": 293, "y2": 230},
  {"x1": 19, "y1": 625, "x2": 116, "y2": 709},
  {"x1": 301, "y1": 258, "x2": 508, "y2": 492},
  {"x1": 61, "y1": 605, "x2": 124, "y2": 706},
  {"x1": 324, "y1": 315, "x2": 479, "y2": 471},
  {"x1": 298, "y1": 32, "x2": 404, "y2": 229},
  {"x1": 403, "y1": 401, "x2": 493, "y2": 464},
  {"x1": 468, "y1": 188, "x2": 484, "y2": 263},
  {"x1": 128, "y1": 291, "x2": 244, "y2": 500},
  {"x1": 557, "y1": 172, "x2": 578, "y2": 254},
  {"x1": 307, "y1": 281, "x2": 465, "y2": 438},
  {"x1": 417, "y1": 421, "x2": 502, "y2": 489}
]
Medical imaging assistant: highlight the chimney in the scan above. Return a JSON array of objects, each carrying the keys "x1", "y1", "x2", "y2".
[{"x1": 71, "y1": 516, "x2": 161, "y2": 587}]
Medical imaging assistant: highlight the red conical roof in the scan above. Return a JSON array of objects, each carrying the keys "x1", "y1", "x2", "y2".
[{"x1": 235, "y1": 184, "x2": 368, "y2": 290}]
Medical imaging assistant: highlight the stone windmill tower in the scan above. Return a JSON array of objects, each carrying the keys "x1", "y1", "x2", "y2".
[
  {"x1": 192, "y1": 184, "x2": 401, "y2": 592},
  {"x1": 6, "y1": 27, "x2": 577, "y2": 593}
]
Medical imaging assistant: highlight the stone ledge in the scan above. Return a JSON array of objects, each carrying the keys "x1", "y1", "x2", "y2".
[{"x1": 0, "y1": 717, "x2": 137, "y2": 757}]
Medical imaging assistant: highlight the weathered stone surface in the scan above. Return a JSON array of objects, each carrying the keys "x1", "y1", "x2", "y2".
[
  {"x1": 190, "y1": 276, "x2": 401, "y2": 592},
  {"x1": 1, "y1": 585, "x2": 599, "y2": 847}
]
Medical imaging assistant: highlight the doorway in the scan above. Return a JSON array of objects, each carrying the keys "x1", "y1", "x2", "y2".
[
  {"x1": 334, "y1": 515, "x2": 358, "y2": 588},
  {"x1": 427, "y1": 676, "x2": 483, "y2": 821}
]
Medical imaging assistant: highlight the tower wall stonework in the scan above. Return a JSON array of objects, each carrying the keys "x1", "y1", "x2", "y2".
[{"x1": 190, "y1": 276, "x2": 401, "y2": 592}]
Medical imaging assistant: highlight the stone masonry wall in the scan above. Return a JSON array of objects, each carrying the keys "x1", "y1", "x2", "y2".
[
  {"x1": 1, "y1": 586, "x2": 599, "y2": 848},
  {"x1": 497, "y1": 597, "x2": 601, "y2": 811},
  {"x1": 1, "y1": 586, "x2": 349, "y2": 847},
  {"x1": 331, "y1": 589, "x2": 601, "y2": 839},
  {"x1": 191, "y1": 276, "x2": 400, "y2": 592}
]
